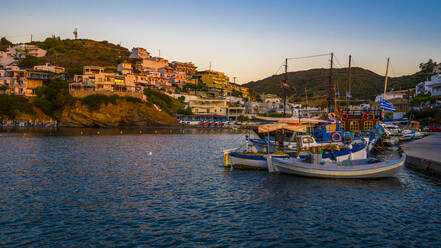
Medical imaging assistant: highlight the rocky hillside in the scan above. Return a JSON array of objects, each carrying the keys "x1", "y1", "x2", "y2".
[
  {"x1": 245, "y1": 67, "x2": 427, "y2": 104},
  {"x1": 60, "y1": 99, "x2": 178, "y2": 127}
]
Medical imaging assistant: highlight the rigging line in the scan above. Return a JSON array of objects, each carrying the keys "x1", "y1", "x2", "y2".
[
  {"x1": 273, "y1": 64, "x2": 284, "y2": 76},
  {"x1": 286, "y1": 53, "x2": 331, "y2": 60},
  {"x1": 333, "y1": 55, "x2": 344, "y2": 69}
]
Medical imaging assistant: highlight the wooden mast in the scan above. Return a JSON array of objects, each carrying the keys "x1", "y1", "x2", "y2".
[
  {"x1": 382, "y1": 58, "x2": 390, "y2": 119},
  {"x1": 347, "y1": 55, "x2": 352, "y2": 110},
  {"x1": 283, "y1": 58, "x2": 288, "y2": 116},
  {"x1": 383, "y1": 58, "x2": 390, "y2": 98},
  {"x1": 328, "y1": 53, "x2": 334, "y2": 112}
]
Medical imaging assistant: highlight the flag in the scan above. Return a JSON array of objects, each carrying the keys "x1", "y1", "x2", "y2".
[{"x1": 380, "y1": 98, "x2": 396, "y2": 112}]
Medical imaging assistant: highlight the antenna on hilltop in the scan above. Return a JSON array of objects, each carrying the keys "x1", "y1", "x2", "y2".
[{"x1": 73, "y1": 28, "x2": 78, "y2": 39}]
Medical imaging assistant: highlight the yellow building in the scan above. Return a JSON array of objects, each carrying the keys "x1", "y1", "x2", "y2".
[{"x1": 196, "y1": 70, "x2": 229, "y2": 91}]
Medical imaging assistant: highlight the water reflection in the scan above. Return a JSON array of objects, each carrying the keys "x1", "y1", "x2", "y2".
[{"x1": 0, "y1": 130, "x2": 440, "y2": 247}]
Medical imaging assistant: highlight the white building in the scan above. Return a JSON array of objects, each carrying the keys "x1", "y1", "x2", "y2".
[
  {"x1": 416, "y1": 75, "x2": 441, "y2": 96},
  {"x1": 117, "y1": 62, "x2": 132, "y2": 75},
  {"x1": 129, "y1": 47, "x2": 151, "y2": 59},
  {"x1": 375, "y1": 91, "x2": 407, "y2": 102},
  {"x1": 0, "y1": 51, "x2": 15, "y2": 67},
  {"x1": 33, "y1": 63, "x2": 65, "y2": 73},
  {"x1": 7, "y1": 44, "x2": 46, "y2": 59},
  {"x1": 434, "y1": 64, "x2": 441, "y2": 74}
]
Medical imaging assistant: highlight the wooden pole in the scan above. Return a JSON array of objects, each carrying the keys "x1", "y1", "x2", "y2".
[
  {"x1": 347, "y1": 55, "x2": 352, "y2": 110},
  {"x1": 383, "y1": 58, "x2": 390, "y2": 97},
  {"x1": 283, "y1": 58, "x2": 288, "y2": 116}
]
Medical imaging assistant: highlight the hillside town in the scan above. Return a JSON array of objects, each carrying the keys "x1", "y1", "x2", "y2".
[{"x1": 1, "y1": 39, "x2": 441, "y2": 126}]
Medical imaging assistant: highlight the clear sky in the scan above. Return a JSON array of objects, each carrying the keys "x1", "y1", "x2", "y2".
[{"x1": 1, "y1": 0, "x2": 440, "y2": 83}]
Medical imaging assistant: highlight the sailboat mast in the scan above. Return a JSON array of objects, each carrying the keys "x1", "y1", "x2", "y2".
[
  {"x1": 383, "y1": 57, "x2": 390, "y2": 97},
  {"x1": 347, "y1": 55, "x2": 352, "y2": 110},
  {"x1": 284, "y1": 58, "x2": 288, "y2": 116},
  {"x1": 328, "y1": 53, "x2": 334, "y2": 112}
]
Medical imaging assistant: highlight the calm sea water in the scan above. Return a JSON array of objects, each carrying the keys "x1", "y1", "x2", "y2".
[{"x1": 1, "y1": 128, "x2": 441, "y2": 247}]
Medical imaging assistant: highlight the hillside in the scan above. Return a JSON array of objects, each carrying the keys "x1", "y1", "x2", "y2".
[
  {"x1": 245, "y1": 67, "x2": 428, "y2": 104},
  {"x1": 20, "y1": 38, "x2": 130, "y2": 78}
]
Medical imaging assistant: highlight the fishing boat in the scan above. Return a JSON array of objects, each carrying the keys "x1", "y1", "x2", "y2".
[
  {"x1": 267, "y1": 153, "x2": 405, "y2": 179},
  {"x1": 224, "y1": 124, "x2": 369, "y2": 170}
]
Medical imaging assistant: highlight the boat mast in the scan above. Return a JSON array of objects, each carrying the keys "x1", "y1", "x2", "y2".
[
  {"x1": 383, "y1": 57, "x2": 390, "y2": 98},
  {"x1": 328, "y1": 52, "x2": 334, "y2": 112},
  {"x1": 283, "y1": 58, "x2": 288, "y2": 116},
  {"x1": 347, "y1": 55, "x2": 352, "y2": 110},
  {"x1": 382, "y1": 57, "x2": 390, "y2": 118}
]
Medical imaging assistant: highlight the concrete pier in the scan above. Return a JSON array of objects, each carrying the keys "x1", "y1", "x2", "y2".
[{"x1": 401, "y1": 133, "x2": 441, "y2": 177}]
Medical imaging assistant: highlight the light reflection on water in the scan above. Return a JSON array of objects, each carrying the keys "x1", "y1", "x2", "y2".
[{"x1": 0, "y1": 129, "x2": 440, "y2": 247}]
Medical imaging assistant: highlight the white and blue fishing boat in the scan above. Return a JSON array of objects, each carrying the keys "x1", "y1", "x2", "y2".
[{"x1": 267, "y1": 153, "x2": 405, "y2": 179}]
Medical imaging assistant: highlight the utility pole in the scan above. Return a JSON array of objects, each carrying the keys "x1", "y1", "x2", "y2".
[
  {"x1": 30, "y1": 34, "x2": 32, "y2": 43},
  {"x1": 209, "y1": 61, "x2": 212, "y2": 71},
  {"x1": 347, "y1": 54, "x2": 352, "y2": 110},
  {"x1": 328, "y1": 53, "x2": 334, "y2": 112},
  {"x1": 158, "y1": 49, "x2": 161, "y2": 57},
  {"x1": 283, "y1": 58, "x2": 288, "y2": 116}
]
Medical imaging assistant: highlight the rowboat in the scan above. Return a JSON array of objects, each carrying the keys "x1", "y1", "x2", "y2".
[{"x1": 267, "y1": 153, "x2": 405, "y2": 179}]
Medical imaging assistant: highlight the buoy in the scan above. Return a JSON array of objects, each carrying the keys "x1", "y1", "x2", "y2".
[
  {"x1": 182, "y1": 130, "x2": 184, "y2": 134},
  {"x1": 155, "y1": 130, "x2": 158, "y2": 134},
  {"x1": 120, "y1": 130, "x2": 123, "y2": 134},
  {"x1": 224, "y1": 151, "x2": 230, "y2": 167},
  {"x1": 169, "y1": 130, "x2": 172, "y2": 134},
  {"x1": 139, "y1": 130, "x2": 142, "y2": 134},
  {"x1": 97, "y1": 131, "x2": 100, "y2": 135},
  {"x1": 80, "y1": 131, "x2": 83, "y2": 135}
]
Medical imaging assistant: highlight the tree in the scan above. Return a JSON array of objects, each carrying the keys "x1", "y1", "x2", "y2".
[
  {"x1": 419, "y1": 59, "x2": 437, "y2": 74},
  {"x1": 178, "y1": 96, "x2": 185, "y2": 103},
  {"x1": 0, "y1": 37, "x2": 12, "y2": 51},
  {"x1": 231, "y1": 89, "x2": 242, "y2": 97}
]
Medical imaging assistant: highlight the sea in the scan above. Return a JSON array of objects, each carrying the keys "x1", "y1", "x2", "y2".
[{"x1": 0, "y1": 128, "x2": 440, "y2": 247}]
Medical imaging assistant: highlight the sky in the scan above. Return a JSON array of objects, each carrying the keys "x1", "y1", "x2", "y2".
[{"x1": 1, "y1": 0, "x2": 440, "y2": 84}]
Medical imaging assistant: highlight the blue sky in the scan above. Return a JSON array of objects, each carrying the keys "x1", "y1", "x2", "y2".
[{"x1": 1, "y1": 0, "x2": 440, "y2": 83}]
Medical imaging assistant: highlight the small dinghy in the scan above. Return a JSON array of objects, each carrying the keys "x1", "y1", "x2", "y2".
[{"x1": 267, "y1": 153, "x2": 405, "y2": 179}]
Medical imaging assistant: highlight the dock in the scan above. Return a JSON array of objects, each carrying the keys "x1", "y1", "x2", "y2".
[{"x1": 402, "y1": 133, "x2": 441, "y2": 177}]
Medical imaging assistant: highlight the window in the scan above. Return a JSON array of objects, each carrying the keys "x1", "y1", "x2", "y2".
[
  {"x1": 364, "y1": 121, "x2": 373, "y2": 130},
  {"x1": 350, "y1": 121, "x2": 359, "y2": 131},
  {"x1": 303, "y1": 137, "x2": 313, "y2": 143}
]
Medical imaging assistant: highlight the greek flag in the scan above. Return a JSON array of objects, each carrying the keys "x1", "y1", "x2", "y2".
[{"x1": 380, "y1": 98, "x2": 396, "y2": 112}]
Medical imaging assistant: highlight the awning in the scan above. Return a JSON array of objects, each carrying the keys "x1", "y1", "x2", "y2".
[
  {"x1": 258, "y1": 124, "x2": 308, "y2": 133},
  {"x1": 254, "y1": 116, "x2": 328, "y2": 124}
]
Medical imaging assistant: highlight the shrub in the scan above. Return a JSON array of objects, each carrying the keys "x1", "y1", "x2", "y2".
[
  {"x1": 17, "y1": 56, "x2": 46, "y2": 69},
  {"x1": 34, "y1": 79, "x2": 74, "y2": 118},
  {"x1": 177, "y1": 107, "x2": 193, "y2": 115},
  {"x1": 80, "y1": 94, "x2": 119, "y2": 111},
  {"x1": 0, "y1": 94, "x2": 35, "y2": 119},
  {"x1": 237, "y1": 115, "x2": 249, "y2": 122},
  {"x1": 143, "y1": 88, "x2": 182, "y2": 115}
]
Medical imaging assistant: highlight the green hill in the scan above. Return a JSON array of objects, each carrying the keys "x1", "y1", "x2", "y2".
[
  {"x1": 245, "y1": 67, "x2": 428, "y2": 104},
  {"x1": 19, "y1": 37, "x2": 130, "y2": 78}
]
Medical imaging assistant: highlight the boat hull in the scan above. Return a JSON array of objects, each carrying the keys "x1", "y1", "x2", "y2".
[
  {"x1": 229, "y1": 152, "x2": 288, "y2": 170},
  {"x1": 269, "y1": 154, "x2": 405, "y2": 179}
]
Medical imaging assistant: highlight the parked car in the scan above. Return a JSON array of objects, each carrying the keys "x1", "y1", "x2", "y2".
[{"x1": 428, "y1": 126, "x2": 441, "y2": 132}]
